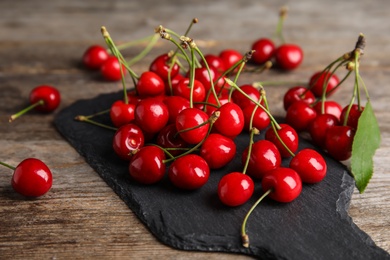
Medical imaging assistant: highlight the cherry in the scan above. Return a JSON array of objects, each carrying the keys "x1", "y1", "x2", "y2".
[
  {"x1": 163, "y1": 95, "x2": 190, "y2": 124},
  {"x1": 165, "y1": 73, "x2": 184, "y2": 95},
  {"x1": 261, "y1": 167, "x2": 302, "y2": 203},
  {"x1": 242, "y1": 104, "x2": 270, "y2": 132},
  {"x1": 82, "y1": 45, "x2": 109, "y2": 70},
  {"x1": 231, "y1": 84, "x2": 260, "y2": 109},
  {"x1": 109, "y1": 100, "x2": 136, "y2": 128},
  {"x1": 156, "y1": 124, "x2": 188, "y2": 157},
  {"x1": 168, "y1": 154, "x2": 210, "y2": 190},
  {"x1": 213, "y1": 102, "x2": 244, "y2": 139},
  {"x1": 265, "y1": 124, "x2": 299, "y2": 157},
  {"x1": 9, "y1": 85, "x2": 61, "y2": 122},
  {"x1": 136, "y1": 71, "x2": 165, "y2": 98},
  {"x1": 251, "y1": 38, "x2": 275, "y2": 64},
  {"x1": 0, "y1": 158, "x2": 53, "y2": 197},
  {"x1": 134, "y1": 97, "x2": 169, "y2": 134},
  {"x1": 100, "y1": 56, "x2": 126, "y2": 81},
  {"x1": 309, "y1": 71, "x2": 339, "y2": 97},
  {"x1": 200, "y1": 54, "x2": 226, "y2": 74},
  {"x1": 219, "y1": 49, "x2": 243, "y2": 73},
  {"x1": 242, "y1": 140, "x2": 281, "y2": 179},
  {"x1": 129, "y1": 146, "x2": 166, "y2": 184},
  {"x1": 200, "y1": 133, "x2": 236, "y2": 169},
  {"x1": 274, "y1": 44, "x2": 303, "y2": 70},
  {"x1": 313, "y1": 100, "x2": 342, "y2": 120},
  {"x1": 193, "y1": 67, "x2": 218, "y2": 92},
  {"x1": 340, "y1": 104, "x2": 364, "y2": 129},
  {"x1": 283, "y1": 86, "x2": 315, "y2": 111},
  {"x1": 308, "y1": 114, "x2": 339, "y2": 148},
  {"x1": 285, "y1": 100, "x2": 317, "y2": 132},
  {"x1": 218, "y1": 172, "x2": 254, "y2": 207},
  {"x1": 112, "y1": 123, "x2": 145, "y2": 161},
  {"x1": 290, "y1": 149, "x2": 327, "y2": 183},
  {"x1": 175, "y1": 108, "x2": 210, "y2": 144},
  {"x1": 173, "y1": 78, "x2": 206, "y2": 103},
  {"x1": 203, "y1": 92, "x2": 229, "y2": 116},
  {"x1": 149, "y1": 53, "x2": 180, "y2": 82},
  {"x1": 325, "y1": 125, "x2": 355, "y2": 161}
]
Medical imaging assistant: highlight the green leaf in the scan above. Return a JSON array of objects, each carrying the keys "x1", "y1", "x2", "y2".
[{"x1": 351, "y1": 101, "x2": 381, "y2": 193}]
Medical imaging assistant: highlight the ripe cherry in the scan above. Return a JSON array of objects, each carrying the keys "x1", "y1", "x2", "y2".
[
  {"x1": 340, "y1": 104, "x2": 364, "y2": 129},
  {"x1": 82, "y1": 45, "x2": 109, "y2": 70},
  {"x1": 156, "y1": 124, "x2": 188, "y2": 157},
  {"x1": 265, "y1": 124, "x2": 299, "y2": 157},
  {"x1": 163, "y1": 96, "x2": 190, "y2": 124},
  {"x1": 168, "y1": 154, "x2": 210, "y2": 190},
  {"x1": 251, "y1": 38, "x2": 275, "y2": 64},
  {"x1": 285, "y1": 100, "x2": 317, "y2": 132},
  {"x1": 173, "y1": 78, "x2": 206, "y2": 103},
  {"x1": 325, "y1": 125, "x2": 355, "y2": 161},
  {"x1": 203, "y1": 92, "x2": 229, "y2": 116},
  {"x1": 109, "y1": 100, "x2": 136, "y2": 128},
  {"x1": 242, "y1": 104, "x2": 270, "y2": 132},
  {"x1": 129, "y1": 146, "x2": 166, "y2": 184},
  {"x1": 213, "y1": 102, "x2": 244, "y2": 139},
  {"x1": 134, "y1": 97, "x2": 169, "y2": 135},
  {"x1": 308, "y1": 114, "x2": 339, "y2": 148},
  {"x1": 149, "y1": 53, "x2": 180, "y2": 82},
  {"x1": 100, "y1": 56, "x2": 126, "y2": 81},
  {"x1": 165, "y1": 73, "x2": 184, "y2": 95},
  {"x1": 219, "y1": 49, "x2": 243, "y2": 73},
  {"x1": 136, "y1": 71, "x2": 165, "y2": 98},
  {"x1": 112, "y1": 123, "x2": 145, "y2": 161},
  {"x1": 290, "y1": 149, "x2": 327, "y2": 183},
  {"x1": 193, "y1": 67, "x2": 217, "y2": 92},
  {"x1": 231, "y1": 84, "x2": 260, "y2": 109},
  {"x1": 175, "y1": 108, "x2": 210, "y2": 144},
  {"x1": 283, "y1": 86, "x2": 315, "y2": 111},
  {"x1": 309, "y1": 71, "x2": 339, "y2": 97},
  {"x1": 9, "y1": 85, "x2": 61, "y2": 122},
  {"x1": 274, "y1": 44, "x2": 303, "y2": 70},
  {"x1": 200, "y1": 133, "x2": 236, "y2": 169},
  {"x1": 313, "y1": 100, "x2": 342, "y2": 120},
  {"x1": 218, "y1": 172, "x2": 254, "y2": 207},
  {"x1": 242, "y1": 140, "x2": 281, "y2": 179},
  {"x1": 200, "y1": 54, "x2": 226, "y2": 74}
]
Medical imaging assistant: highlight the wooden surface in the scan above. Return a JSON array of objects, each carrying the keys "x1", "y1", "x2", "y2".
[{"x1": 0, "y1": 0, "x2": 389, "y2": 259}]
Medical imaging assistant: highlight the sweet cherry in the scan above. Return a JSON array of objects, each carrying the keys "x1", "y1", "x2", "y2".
[
  {"x1": 290, "y1": 149, "x2": 327, "y2": 183},
  {"x1": 163, "y1": 95, "x2": 190, "y2": 124},
  {"x1": 283, "y1": 86, "x2": 315, "y2": 111},
  {"x1": 265, "y1": 124, "x2": 298, "y2": 157},
  {"x1": 213, "y1": 102, "x2": 244, "y2": 139},
  {"x1": 173, "y1": 78, "x2": 206, "y2": 103},
  {"x1": 231, "y1": 84, "x2": 260, "y2": 109},
  {"x1": 274, "y1": 44, "x2": 303, "y2": 70},
  {"x1": 308, "y1": 114, "x2": 339, "y2": 148},
  {"x1": 200, "y1": 133, "x2": 236, "y2": 169},
  {"x1": 156, "y1": 124, "x2": 188, "y2": 157},
  {"x1": 251, "y1": 38, "x2": 275, "y2": 64},
  {"x1": 200, "y1": 54, "x2": 226, "y2": 74},
  {"x1": 109, "y1": 100, "x2": 136, "y2": 127},
  {"x1": 218, "y1": 172, "x2": 254, "y2": 207},
  {"x1": 136, "y1": 71, "x2": 165, "y2": 98},
  {"x1": 325, "y1": 125, "x2": 355, "y2": 161},
  {"x1": 82, "y1": 45, "x2": 109, "y2": 70},
  {"x1": 175, "y1": 108, "x2": 210, "y2": 144},
  {"x1": 134, "y1": 97, "x2": 169, "y2": 135},
  {"x1": 309, "y1": 71, "x2": 339, "y2": 97},
  {"x1": 219, "y1": 49, "x2": 243, "y2": 73},
  {"x1": 112, "y1": 123, "x2": 145, "y2": 161},
  {"x1": 242, "y1": 104, "x2": 270, "y2": 132},
  {"x1": 149, "y1": 53, "x2": 180, "y2": 82},
  {"x1": 285, "y1": 100, "x2": 317, "y2": 132},
  {"x1": 100, "y1": 56, "x2": 126, "y2": 81},
  {"x1": 340, "y1": 104, "x2": 364, "y2": 129},
  {"x1": 313, "y1": 100, "x2": 342, "y2": 120}
]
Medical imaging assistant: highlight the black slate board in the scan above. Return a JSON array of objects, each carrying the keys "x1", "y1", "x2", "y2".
[{"x1": 54, "y1": 91, "x2": 390, "y2": 260}]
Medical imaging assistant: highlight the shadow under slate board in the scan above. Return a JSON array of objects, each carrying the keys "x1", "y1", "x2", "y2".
[{"x1": 54, "y1": 91, "x2": 390, "y2": 260}]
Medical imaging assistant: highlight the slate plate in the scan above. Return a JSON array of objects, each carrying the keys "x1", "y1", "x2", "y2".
[{"x1": 54, "y1": 91, "x2": 390, "y2": 260}]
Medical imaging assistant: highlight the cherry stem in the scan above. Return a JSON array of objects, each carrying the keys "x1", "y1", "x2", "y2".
[
  {"x1": 74, "y1": 115, "x2": 118, "y2": 131},
  {"x1": 9, "y1": 99, "x2": 44, "y2": 122},
  {"x1": 243, "y1": 60, "x2": 273, "y2": 74},
  {"x1": 0, "y1": 161, "x2": 16, "y2": 171},
  {"x1": 82, "y1": 109, "x2": 111, "y2": 119},
  {"x1": 112, "y1": 34, "x2": 155, "y2": 52},
  {"x1": 241, "y1": 188, "x2": 273, "y2": 248},
  {"x1": 168, "y1": 18, "x2": 198, "y2": 63},
  {"x1": 274, "y1": 6, "x2": 288, "y2": 44},
  {"x1": 241, "y1": 127, "x2": 260, "y2": 175},
  {"x1": 126, "y1": 33, "x2": 160, "y2": 67},
  {"x1": 189, "y1": 47, "x2": 196, "y2": 108}
]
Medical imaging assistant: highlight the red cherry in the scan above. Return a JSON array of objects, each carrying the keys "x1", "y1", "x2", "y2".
[
  {"x1": 231, "y1": 84, "x2": 260, "y2": 109},
  {"x1": 149, "y1": 53, "x2": 180, "y2": 82},
  {"x1": 261, "y1": 167, "x2": 302, "y2": 203},
  {"x1": 308, "y1": 114, "x2": 339, "y2": 148},
  {"x1": 251, "y1": 38, "x2": 275, "y2": 64},
  {"x1": 163, "y1": 95, "x2": 190, "y2": 124},
  {"x1": 309, "y1": 71, "x2": 339, "y2": 97},
  {"x1": 112, "y1": 123, "x2": 145, "y2": 161},
  {"x1": 285, "y1": 100, "x2": 317, "y2": 132},
  {"x1": 340, "y1": 104, "x2": 364, "y2": 129},
  {"x1": 242, "y1": 104, "x2": 270, "y2": 132},
  {"x1": 100, "y1": 56, "x2": 126, "y2": 81},
  {"x1": 109, "y1": 100, "x2": 136, "y2": 128},
  {"x1": 313, "y1": 100, "x2": 342, "y2": 120},
  {"x1": 218, "y1": 172, "x2": 254, "y2": 207},
  {"x1": 173, "y1": 78, "x2": 206, "y2": 103},
  {"x1": 165, "y1": 73, "x2": 185, "y2": 95},
  {"x1": 325, "y1": 125, "x2": 355, "y2": 161},
  {"x1": 175, "y1": 108, "x2": 210, "y2": 144},
  {"x1": 129, "y1": 146, "x2": 166, "y2": 184},
  {"x1": 219, "y1": 49, "x2": 243, "y2": 73},
  {"x1": 203, "y1": 92, "x2": 229, "y2": 116},
  {"x1": 156, "y1": 124, "x2": 188, "y2": 156},
  {"x1": 134, "y1": 97, "x2": 169, "y2": 134},
  {"x1": 82, "y1": 45, "x2": 109, "y2": 70},
  {"x1": 213, "y1": 102, "x2": 245, "y2": 138},
  {"x1": 242, "y1": 140, "x2": 281, "y2": 179},
  {"x1": 200, "y1": 133, "x2": 236, "y2": 169},
  {"x1": 274, "y1": 44, "x2": 303, "y2": 70},
  {"x1": 168, "y1": 154, "x2": 210, "y2": 190},
  {"x1": 290, "y1": 149, "x2": 327, "y2": 183},
  {"x1": 136, "y1": 71, "x2": 165, "y2": 98},
  {"x1": 200, "y1": 54, "x2": 226, "y2": 73},
  {"x1": 265, "y1": 124, "x2": 299, "y2": 157},
  {"x1": 283, "y1": 86, "x2": 315, "y2": 111},
  {"x1": 11, "y1": 158, "x2": 53, "y2": 197},
  {"x1": 193, "y1": 67, "x2": 218, "y2": 92}
]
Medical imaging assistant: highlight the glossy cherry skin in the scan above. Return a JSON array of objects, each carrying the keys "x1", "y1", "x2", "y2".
[
  {"x1": 200, "y1": 133, "x2": 236, "y2": 169},
  {"x1": 242, "y1": 140, "x2": 281, "y2": 179},
  {"x1": 136, "y1": 71, "x2": 165, "y2": 98},
  {"x1": 112, "y1": 123, "x2": 145, "y2": 161},
  {"x1": 265, "y1": 124, "x2": 299, "y2": 158},
  {"x1": 165, "y1": 73, "x2": 185, "y2": 95},
  {"x1": 12, "y1": 158, "x2": 53, "y2": 197},
  {"x1": 175, "y1": 108, "x2": 210, "y2": 144},
  {"x1": 82, "y1": 45, "x2": 109, "y2": 70},
  {"x1": 309, "y1": 71, "x2": 339, "y2": 97},
  {"x1": 313, "y1": 100, "x2": 342, "y2": 120},
  {"x1": 251, "y1": 38, "x2": 275, "y2": 64},
  {"x1": 283, "y1": 86, "x2": 315, "y2": 111},
  {"x1": 290, "y1": 149, "x2": 327, "y2": 183},
  {"x1": 242, "y1": 104, "x2": 270, "y2": 132},
  {"x1": 308, "y1": 114, "x2": 339, "y2": 148},
  {"x1": 218, "y1": 172, "x2": 254, "y2": 207},
  {"x1": 29, "y1": 85, "x2": 61, "y2": 112},
  {"x1": 200, "y1": 54, "x2": 226, "y2": 74},
  {"x1": 100, "y1": 56, "x2": 126, "y2": 81},
  {"x1": 168, "y1": 154, "x2": 210, "y2": 190},
  {"x1": 193, "y1": 67, "x2": 218, "y2": 92},
  {"x1": 213, "y1": 102, "x2": 245, "y2": 139},
  {"x1": 285, "y1": 100, "x2": 317, "y2": 132},
  {"x1": 261, "y1": 167, "x2": 302, "y2": 203},
  {"x1": 109, "y1": 100, "x2": 136, "y2": 127},
  {"x1": 231, "y1": 84, "x2": 260, "y2": 109},
  {"x1": 129, "y1": 146, "x2": 166, "y2": 184},
  {"x1": 156, "y1": 124, "x2": 188, "y2": 156},
  {"x1": 174, "y1": 78, "x2": 206, "y2": 103},
  {"x1": 325, "y1": 125, "x2": 355, "y2": 161},
  {"x1": 163, "y1": 95, "x2": 190, "y2": 124},
  {"x1": 274, "y1": 44, "x2": 303, "y2": 70},
  {"x1": 203, "y1": 92, "x2": 230, "y2": 116},
  {"x1": 149, "y1": 53, "x2": 180, "y2": 82},
  {"x1": 134, "y1": 98, "x2": 169, "y2": 134},
  {"x1": 219, "y1": 49, "x2": 243, "y2": 73},
  {"x1": 340, "y1": 104, "x2": 364, "y2": 130}
]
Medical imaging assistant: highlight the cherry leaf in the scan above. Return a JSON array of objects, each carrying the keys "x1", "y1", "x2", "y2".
[{"x1": 351, "y1": 100, "x2": 381, "y2": 193}]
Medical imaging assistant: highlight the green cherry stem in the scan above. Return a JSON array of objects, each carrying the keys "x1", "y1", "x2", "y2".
[
  {"x1": 0, "y1": 161, "x2": 16, "y2": 171},
  {"x1": 9, "y1": 100, "x2": 44, "y2": 122},
  {"x1": 274, "y1": 6, "x2": 288, "y2": 44},
  {"x1": 241, "y1": 127, "x2": 260, "y2": 175},
  {"x1": 127, "y1": 33, "x2": 160, "y2": 67},
  {"x1": 74, "y1": 115, "x2": 118, "y2": 131}
]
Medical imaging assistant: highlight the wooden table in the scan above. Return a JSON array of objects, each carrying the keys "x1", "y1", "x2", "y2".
[{"x1": 1, "y1": 0, "x2": 389, "y2": 259}]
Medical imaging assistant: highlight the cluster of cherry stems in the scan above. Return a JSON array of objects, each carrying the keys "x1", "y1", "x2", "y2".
[{"x1": 1, "y1": 10, "x2": 366, "y2": 248}]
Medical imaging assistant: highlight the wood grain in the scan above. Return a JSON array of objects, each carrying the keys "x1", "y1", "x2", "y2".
[{"x1": 0, "y1": 0, "x2": 389, "y2": 259}]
